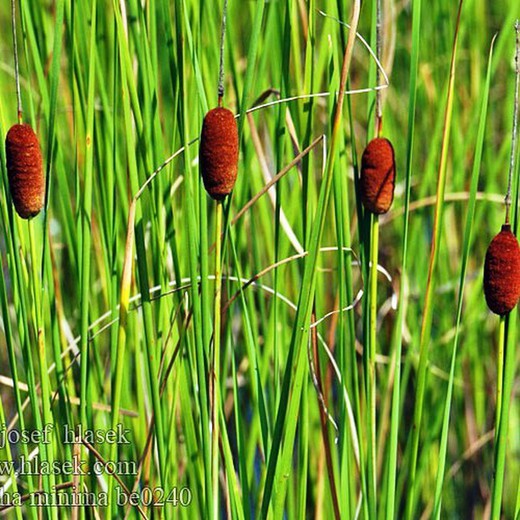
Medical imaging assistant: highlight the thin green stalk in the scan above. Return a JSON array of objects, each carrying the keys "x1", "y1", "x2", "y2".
[
  {"x1": 173, "y1": 0, "x2": 212, "y2": 514},
  {"x1": 490, "y1": 19, "x2": 520, "y2": 520},
  {"x1": 345, "y1": 76, "x2": 369, "y2": 520},
  {"x1": 230, "y1": 355, "x2": 251, "y2": 520},
  {"x1": 79, "y1": 0, "x2": 97, "y2": 433},
  {"x1": 432, "y1": 36, "x2": 495, "y2": 519},
  {"x1": 212, "y1": 200, "x2": 223, "y2": 520},
  {"x1": 515, "y1": 477, "x2": 520, "y2": 519},
  {"x1": 495, "y1": 317, "x2": 506, "y2": 430},
  {"x1": 1, "y1": 4, "x2": 36, "y2": 510},
  {"x1": 28, "y1": 219, "x2": 57, "y2": 520},
  {"x1": 490, "y1": 314, "x2": 515, "y2": 519},
  {"x1": 366, "y1": 215, "x2": 379, "y2": 518},
  {"x1": 297, "y1": 378, "x2": 310, "y2": 520},
  {"x1": 218, "y1": 401, "x2": 246, "y2": 520},
  {"x1": 366, "y1": 0, "x2": 384, "y2": 510},
  {"x1": 10, "y1": 0, "x2": 22, "y2": 121},
  {"x1": 504, "y1": 20, "x2": 520, "y2": 224},
  {"x1": 237, "y1": 0, "x2": 266, "y2": 141},
  {"x1": 335, "y1": 90, "x2": 361, "y2": 520},
  {"x1": 40, "y1": 0, "x2": 66, "y2": 302},
  {"x1": 261, "y1": 2, "x2": 361, "y2": 517},
  {"x1": 0, "y1": 399, "x2": 23, "y2": 520},
  {"x1": 225, "y1": 224, "x2": 270, "y2": 453},
  {"x1": 405, "y1": 3, "x2": 464, "y2": 518},
  {"x1": 107, "y1": 201, "x2": 135, "y2": 514},
  {"x1": 112, "y1": 2, "x2": 169, "y2": 507},
  {"x1": 0, "y1": 247, "x2": 26, "y2": 520},
  {"x1": 385, "y1": 0, "x2": 422, "y2": 517},
  {"x1": 0, "y1": 215, "x2": 43, "y2": 518}
]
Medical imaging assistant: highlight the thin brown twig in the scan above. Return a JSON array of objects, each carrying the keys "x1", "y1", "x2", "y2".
[
  {"x1": 379, "y1": 191, "x2": 505, "y2": 225},
  {"x1": 231, "y1": 135, "x2": 324, "y2": 226},
  {"x1": 447, "y1": 429, "x2": 495, "y2": 479}
]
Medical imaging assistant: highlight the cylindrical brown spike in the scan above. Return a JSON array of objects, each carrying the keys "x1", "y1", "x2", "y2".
[
  {"x1": 5, "y1": 123, "x2": 45, "y2": 219},
  {"x1": 360, "y1": 137, "x2": 396, "y2": 214},
  {"x1": 199, "y1": 107, "x2": 238, "y2": 200},
  {"x1": 483, "y1": 224, "x2": 520, "y2": 315}
]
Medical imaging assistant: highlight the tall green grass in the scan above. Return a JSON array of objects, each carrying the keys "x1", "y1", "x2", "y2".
[{"x1": 0, "y1": 0, "x2": 518, "y2": 518}]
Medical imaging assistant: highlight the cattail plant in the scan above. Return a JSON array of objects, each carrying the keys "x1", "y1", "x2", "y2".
[
  {"x1": 198, "y1": 1, "x2": 237, "y2": 519},
  {"x1": 199, "y1": 106, "x2": 238, "y2": 199},
  {"x1": 483, "y1": 25, "x2": 520, "y2": 318},
  {"x1": 358, "y1": 2, "x2": 396, "y2": 517},
  {"x1": 488, "y1": 20, "x2": 520, "y2": 520},
  {"x1": 360, "y1": 136, "x2": 396, "y2": 214},
  {"x1": 5, "y1": 123, "x2": 45, "y2": 219},
  {"x1": 199, "y1": 0, "x2": 238, "y2": 200},
  {"x1": 483, "y1": 224, "x2": 520, "y2": 315},
  {"x1": 3, "y1": 0, "x2": 56, "y2": 515},
  {"x1": 4, "y1": 0, "x2": 44, "y2": 220}
]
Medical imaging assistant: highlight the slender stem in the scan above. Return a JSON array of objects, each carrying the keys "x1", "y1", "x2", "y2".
[
  {"x1": 11, "y1": 0, "x2": 23, "y2": 122},
  {"x1": 505, "y1": 21, "x2": 520, "y2": 223},
  {"x1": 405, "y1": 3, "x2": 464, "y2": 517},
  {"x1": 491, "y1": 313, "x2": 516, "y2": 519},
  {"x1": 212, "y1": 200, "x2": 223, "y2": 520},
  {"x1": 368, "y1": 0, "x2": 383, "y2": 510},
  {"x1": 107, "y1": 201, "x2": 136, "y2": 514},
  {"x1": 386, "y1": 1, "x2": 422, "y2": 517},
  {"x1": 217, "y1": 0, "x2": 229, "y2": 105},
  {"x1": 375, "y1": 0, "x2": 383, "y2": 134},
  {"x1": 29, "y1": 220, "x2": 57, "y2": 520},
  {"x1": 514, "y1": 478, "x2": 520, "y2": 519},
  {"x1": 366, "y1": 215, "x2": 379, "y2": 518},
  {"x1": 495, "y1": 316, "x2": 505, "y2": 429},
  {"x1": 490, "y1": 26, "x2": 520, "y2": 517}
]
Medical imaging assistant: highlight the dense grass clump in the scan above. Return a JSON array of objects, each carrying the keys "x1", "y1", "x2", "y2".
[{"x1": 0, "y1": 1, "x2": 518, "y2": 519}]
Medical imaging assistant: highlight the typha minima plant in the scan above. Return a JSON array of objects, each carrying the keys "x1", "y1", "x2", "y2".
[
  {"x1": 483, "y1": 33, "x2": 520, "y2": 319},
  {"x1": 488, "y1": 21, "x2": 520, "y2": 520},
  {"x1": 358, "y1": 1, "x2": 396, "y2": 516},
  {"x1": 5, "y1": 124, "x2": 44, "y2": 219},
  {"x1": 198, "y1": 0, "x2": 238, "y2": 517},
  {"x1": 5, "y1": 0, "x2": 57, "y2": 517},
  {"x1": 199, "y1": 4, "x2": 238, "y2": 201},
  {"x1": 199, "y1": 108, "x2": 238, "y2": 200},
  {"x1": 483, "y1": 225, "x2": 520, "y2": 315},
  {"x1": 360, "y1": 137, "x2": 395, "y2": 214},
  {"x1": 5, "y1": 0, "x2": 44, "y2": 219}
]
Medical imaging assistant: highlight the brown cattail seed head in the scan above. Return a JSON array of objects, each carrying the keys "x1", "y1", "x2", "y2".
[
  {"x1": 199, "y1": 107, "x2": 239, "y2": 200},
  {"x1": 483, "y1": 224, "x2": 520, "y2": 315},
  {"x1": 5, "y1": 123, "x2": 45, "y2": 219},
  {"x1": 360, "y1": 137, "x2": 396, "y2": 214}
]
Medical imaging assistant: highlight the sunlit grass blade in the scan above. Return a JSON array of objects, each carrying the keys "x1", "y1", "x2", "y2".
[
  {"x1": 260, "y1": 2, "x2": 361, "y2": 517},
  {"x1": 432, "y1": 35, "x2": 495, "y2": 519},
  {"x1": 404, "y1": 3, "x2": 465, "y2": 518},
  {"x1": 384, "y1": 0, "x2": 422, "y2": 517}
]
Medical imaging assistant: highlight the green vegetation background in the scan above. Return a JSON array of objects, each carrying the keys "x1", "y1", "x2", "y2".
[{"x1": 0, "y1": 0, "x2": 518, "y2": 518}]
